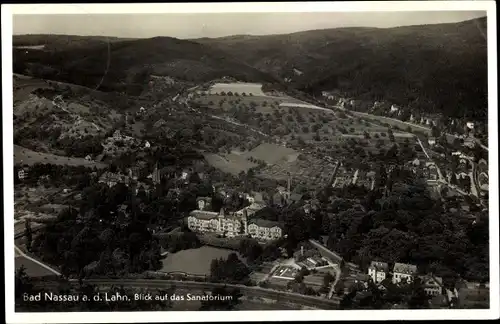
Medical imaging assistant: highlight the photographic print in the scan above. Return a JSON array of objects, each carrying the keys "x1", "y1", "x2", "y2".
[{"x1": 3, "y1": 2, "x2": 498, "y2": 323}]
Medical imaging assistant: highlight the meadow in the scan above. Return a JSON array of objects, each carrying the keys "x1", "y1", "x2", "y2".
[{"x1": 15, "y1": 145, "x2": 107, "y2": 169}]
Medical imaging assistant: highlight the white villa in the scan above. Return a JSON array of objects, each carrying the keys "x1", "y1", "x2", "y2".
[
  {"x1": 368, "y1": 261, "x2": 390, "y2": 283},
  {"x1": 18, "y1": 169, "x2": 27, "y2": 180}
]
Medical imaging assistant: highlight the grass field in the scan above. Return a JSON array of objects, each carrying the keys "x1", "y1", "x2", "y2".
[
  {"x1": 15, "y1": 145, "x2": 107, "y2": 169},
  {"x1": 160, "y1": 246, "x2": 242, "y2": 276},
  {"x1": 208, "y1": 82, "x2": 267, "y2": 96},
  {"x1": 203, "y1": 152, "x2": 258, "y2": 175},
  {"x1": 243, "y1": 143, "x2": 299, "y2": 165}
]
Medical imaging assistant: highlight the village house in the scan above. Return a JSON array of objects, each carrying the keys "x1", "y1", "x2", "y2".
[
  {"x1": 392, "y1": 263, "x2": 418, "y2": 284},
  {"x1": 368, "y1": 261, "x2": 390, "y2": 283},
  {"x1": 466, "y1": 121, "x2": 475, "y2": 130},
  {"x1": 428, "y1": 137, "x2": 437, "y2": 146},
  {"x1": 144, "y1": 141, "x2": 151, "y2": 149},
  {"x1": 85, "y1": 155, "x2": 92, "y2": 161},
  {"x1": 424, "y1": 162, "x2": 439, "y2": 181},
  {"x1": 99, "y1": 172, "x2": 130, "y2": 188},
  {"x1": 17, "y1": 168, "x2": 28, "y2": 180},
  {"x1": 389, "y1": 104, "x2": 399, "y2": 114},
  {"x1": 421, "y1": 274, "x2": 444, "y2": 296}
]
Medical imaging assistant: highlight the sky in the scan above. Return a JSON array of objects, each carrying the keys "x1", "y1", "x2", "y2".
[{"x1": 13, "y1": 11, "x2": 486, "y2": 39}]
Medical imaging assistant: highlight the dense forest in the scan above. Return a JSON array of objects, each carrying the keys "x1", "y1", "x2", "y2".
[{"x1": 197, "y1": 17, "x2": 488, "y2": 121}]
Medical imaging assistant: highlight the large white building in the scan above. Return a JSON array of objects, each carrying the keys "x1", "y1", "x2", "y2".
[{"x1": 187, "y1": 199, "x2": 283, "y2": 241}]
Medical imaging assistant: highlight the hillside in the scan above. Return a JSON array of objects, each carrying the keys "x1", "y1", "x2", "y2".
[
  {"x1": 194, "y1": 17, "x2": 488, "y2": 120},
  {"x1": 13, "y1": 36, "x2": 278, "y2": 95},
  {"x1": 13, "y1": 34, "x2": 137, "y2": 51}
]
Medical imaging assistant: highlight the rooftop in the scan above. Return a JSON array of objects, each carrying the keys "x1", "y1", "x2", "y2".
[
  {"x1": 248, "y1": 218, "x2": 283, "y2": 229},
  {"x1": 393, "y1": 262, "x2": 418, "y2": 274},
  {"x1": 369, "y1": 261, "x2": 389, "y2": 272},
  {"x1": 189, "y1": 210, "x2": 219, "y2": 220}
]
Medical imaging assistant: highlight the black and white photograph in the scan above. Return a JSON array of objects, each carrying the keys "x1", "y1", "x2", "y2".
[{"x1": 2, "y1": 2, "x2": 498, "y2": 322}]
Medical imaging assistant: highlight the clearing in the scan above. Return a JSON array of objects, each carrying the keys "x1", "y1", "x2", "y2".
[
  {"x1": 15, "y1": 145, "x2": 107, "y2": 169},
  {"x1": 243, "y1": 143, "x2": 299, "y2": 165},
  {"x1": 208, "y1": 82, "x2": 266, "y2": 96},
  {"x1": 203, "y1": 152, "x2": 258, "y2": 175}
]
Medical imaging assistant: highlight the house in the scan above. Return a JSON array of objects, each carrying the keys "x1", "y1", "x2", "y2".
[
  {"x1": 293, "y1": 68, "x2": 303, "y2": 76},
  {"x1": 154, "y1": 119, "x2": 167, "y2": 128},
  {"x1": 113, "y1": 130, "x2": 122, "y2": 140},
  {"x1": 247, "y1": 219, "x2": 283, "y2": 241},
  {"x1": 144, "y1": 141, "x2": 151, "y2": 148},
  {"x1": 421, "y1": 274, "x2": 444, "y2": 296},
  {"x1": 17, "y1": 169, "x2": 27, "y2": 180},
  {"x1": 466, "y1": 121, "x2": 475, "y2": 130},
  {"x1": 392, "y1": 263, "x2": 418, "y2": 284},
  {"x1": 196, "y1": 197, "x2": 213, "y2": 211},
  {"x1": 139, "y1": 107, "x2": 146, "y2": 113},
  {"x1": 98, "y1": 172, "x2": 130, "y2": 188},
  {"x1": 85, "y1": 155, "x2": 92, "y2": 161},
  {"x1": 368, "y1": 261, "x2": 389, "y2": 283},
  {"x1": 390, "y1": 105, "x2": 399, "y2": 114},
  {"x1": 428, "y1": 137, "x2": 437, "y2": 146},
  {"x1": 463, "y1": 137, "x2": 476, "y2": 149}
]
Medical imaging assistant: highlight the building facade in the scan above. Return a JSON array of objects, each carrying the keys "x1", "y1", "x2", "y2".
[
  {"x1": 368, "y1": 261, "x2": 389, "y2": 283},
  {"x1": 421, "y1": 274, "x2": 444, "y2": 296},
  {"x1": 187, "y1": 202, "x2": 282, "y2": 241}
]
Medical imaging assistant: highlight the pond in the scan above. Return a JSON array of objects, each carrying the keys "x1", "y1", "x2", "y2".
[{"x1": 160, "y1": 246, "x2": 242, "y2": 275}]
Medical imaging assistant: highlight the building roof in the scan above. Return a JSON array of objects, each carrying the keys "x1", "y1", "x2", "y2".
[
  {"x1": 248, "y1": 218, "x2": 283, "y2": 229},
  {"x1": 422, "y1": 274, "x2": 443, "y2": 287},
  {"x1": 393, "y1": 263, "x2": 418, "y2": 275},
  {"x1": 369, "y1": 261, "x2": 389, "y2": 272},
  {"x1": 189, "y1": 210, "x2": 219, "y2": 220}
]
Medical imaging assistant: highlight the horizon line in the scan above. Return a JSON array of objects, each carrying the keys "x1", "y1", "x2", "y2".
[{"x1": 12, "y1": 15, "x2": 487, "y2": 41}]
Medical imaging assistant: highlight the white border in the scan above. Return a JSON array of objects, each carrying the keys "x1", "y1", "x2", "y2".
[{"x1": 2, "y1": 1, "x2": 498, "y2": 323}]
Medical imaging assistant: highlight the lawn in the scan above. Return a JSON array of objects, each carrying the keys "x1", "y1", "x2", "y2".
[
  {"x1": 208, "y1": 82, "x2": 267, "y2": 96},
  {"x1": 160, "y1": 246, "x2": 242, "y2": 276},
  {"x1": 14, "y1": 145, "x2": 107, "y2": 169},
  {"x1": 243, "y1": 143, "x2": 299, "y2": 165},
  {"x1": 203, "y1": 152, "x2": 257, "y2": 175}
]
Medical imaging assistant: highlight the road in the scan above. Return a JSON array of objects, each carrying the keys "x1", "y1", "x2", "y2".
[
  {"x1": 208, "y1": 114, "x2": 270, "y2": 138},
  {"x1": 15, "y1": 245, "x2": 61, "y2": 276},
  {"x1": 37, "y1": 278, "x2": 340, "y2": 309}
]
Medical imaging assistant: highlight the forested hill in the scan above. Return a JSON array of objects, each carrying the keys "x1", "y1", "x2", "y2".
[
  {"x1": 13, "y1": 36, "x2": 278, "y2": 96},
  {"x1": 194, "y1": 17, "x2": 488, "y2": 120}
]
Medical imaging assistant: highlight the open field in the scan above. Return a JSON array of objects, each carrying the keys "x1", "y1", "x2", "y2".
[
  {"x1": 203, "y1": 152, "x2": 258, "y2": 175},
  {"x1": 160, "y1": 246, "x2": 242, "y2": 275},
  {"x1": 15, "y1": 145, "x2": 107, "y2": 169},
  {"x1": 243, "y1": 143, "x2": 299, "y2": 165},
  {"x1": 208, "y1": 82, "x2": 266, "y2": 96}
]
